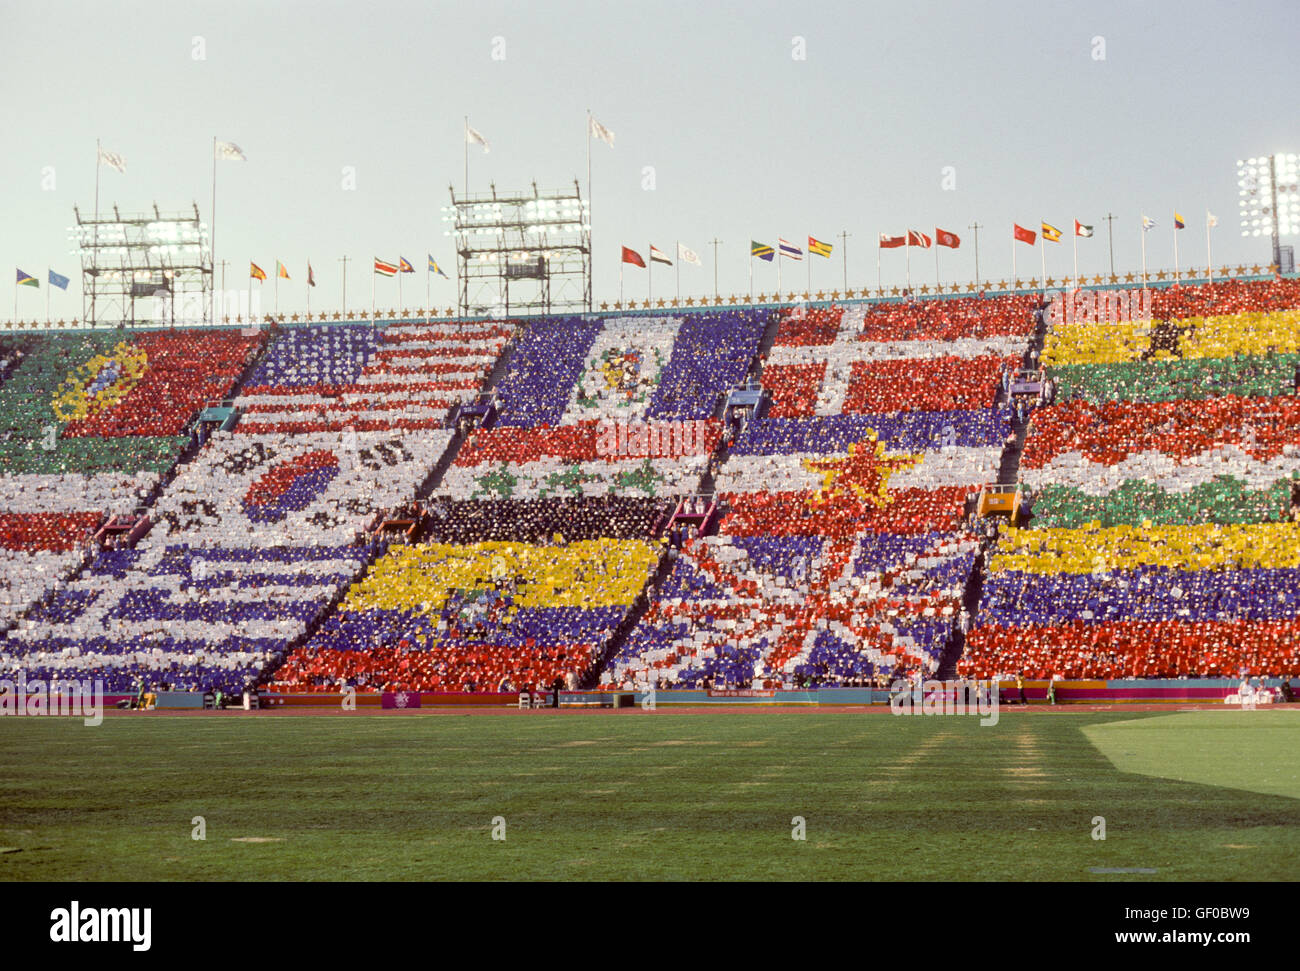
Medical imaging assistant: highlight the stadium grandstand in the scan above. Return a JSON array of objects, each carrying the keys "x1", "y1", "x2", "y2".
[{"x1": 1, "y1": 275, "x2": 1299, "y2": 702}]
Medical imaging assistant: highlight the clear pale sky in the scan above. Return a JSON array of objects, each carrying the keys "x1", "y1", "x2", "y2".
[{"x1": 2, "y1": 0, "x2": 1296, "y2": 320}]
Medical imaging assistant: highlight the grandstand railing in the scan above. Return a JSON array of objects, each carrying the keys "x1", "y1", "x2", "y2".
[{"x1": 5, "y1": 269, "x2": 1291, "y2": 332}]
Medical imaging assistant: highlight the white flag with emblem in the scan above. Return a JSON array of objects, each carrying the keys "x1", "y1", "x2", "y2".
[
  {"x1": 97, "y1": 147, "x2": 126, "y2": 173},
  {"x1": 215, "y1": 140, "x2": 246, "y2": 161},
  {"x1": 677, "y1": 243, "x2": 701, "y2": 266}
]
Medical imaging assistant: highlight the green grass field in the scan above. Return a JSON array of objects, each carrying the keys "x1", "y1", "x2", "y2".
[{"x1": 2, "y1": 709, "x2": 1298, "y2": 881}]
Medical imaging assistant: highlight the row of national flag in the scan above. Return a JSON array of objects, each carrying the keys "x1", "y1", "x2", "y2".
[
  {"x1": 619, "y1": 242, "x2": 703, "y2": 267},
  {"x1": 1009, "y1": 213, "x2": 1217, "y2": 245},
  {"x1": 15, "y1": 269, "x2": 70, "y2": 290},
  {"x1": 879, "y1": 229, "x2": 963, "y2": 250},
  {"x1": 749, "y1": 236, "x2": 836, "y2": 262},
  {"x1": 246, "y1": 257, "x2": 451, "y2": 282}
]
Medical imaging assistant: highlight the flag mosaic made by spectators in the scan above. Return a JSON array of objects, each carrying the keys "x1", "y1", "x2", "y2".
[
  {"x1": 275, "y1": 537, "x2": 662, "y2": 692},
  {"x1": 441, "y1": 419, "x2": 721, "y2": 499},
  {"x1": 1019, "y1": 397, "x2": 1300, "y2": 527},
  {"x1": 493, "y1": 311, "x2": 767, "y2": 427},
  {"x1": 604, "y1": 529, "x2": 979, "y2": 689},
  {"x1": 717, "y1": 410, "x2": 1009, "y2": 536},
  {"x1": 0, "y1": 330, "x2": 262, "y2": 477},
  {"x1": 4, "y1": 543, "x2": 376, "y2": 693},
  {"x1": 962, "y1": 521, "x2": 1300, "y2": 679},
  {"x1": 0, "y1": 330, "x2": 264, "y2": 620},
  {"x1": 151, "y1": 430, "x2": 454, "y2": 545},
  {"x1": 234, "y1": 322, "x2": 509, "y2": 434}
]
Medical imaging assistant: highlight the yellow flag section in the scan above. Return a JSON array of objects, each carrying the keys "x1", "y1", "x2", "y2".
[
  {"x1": 991, "y1": 521, "x2": 1300, "y2": 574},
  {"x1": 1043, "y1": 309, "x2": 1300, "y2": 367},
  {"x1": 340, "y1": 539, "x2": 661, "y2": 616}
]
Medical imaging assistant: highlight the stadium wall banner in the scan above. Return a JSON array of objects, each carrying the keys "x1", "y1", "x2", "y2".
[{"x1": 381, "y1": 691, "x2": 422, "y2": 709}]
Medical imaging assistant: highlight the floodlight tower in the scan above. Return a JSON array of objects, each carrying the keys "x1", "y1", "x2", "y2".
[
  {"x1": 1237, "y1": 153, "x2": 1300, "y2": 272},
  {"x1": 443, "y1": 180, "x2": 591, "y2": 317}
]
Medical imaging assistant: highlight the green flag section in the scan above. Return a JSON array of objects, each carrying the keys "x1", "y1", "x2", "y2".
[
  {"x1": 1050, "y1": 353, "x2": 1300, "y2": 404},
  {"x1": 1083, "y1": 711, "x2": 1300, "y2": 801},
  {"x1": 1032, "y1": 475, "x2": 1300, "y2": 528},
  {"x1": 0, "y1": 330, "x2": 261, "y2": 475}
]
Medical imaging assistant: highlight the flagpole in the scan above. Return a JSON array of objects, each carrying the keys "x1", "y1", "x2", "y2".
[
  {"x1": 876, "y1": 240, "x2": 881, "y2": 295},
  {"x1": 1012, "y1": 228, "x2": 1017, "y2": 288},
  {"x1": 839, "y1": 231, "x2": 849, "y2": 293},
  {"x1": 1072, "y1": 230, "x2": 1079, "y2": 289},
  {"x1": 587, "y1": 110, "x2": 593, "y2": 310},
  {"x1": 46, "y1": 270, "x2": 50, "y2": 325},
  {"x1": 648, "y1": 243, "x2": 652, "y2": 304},
  {"x1": 1141, "y1": 223, "x2": 1148, "y2": 285},
  {"x1": 398, "y1": 264, "x2": 403, "y2": 315},
  {"x1": 464, "y1": 117, "x2": 469, "y2": 195},
  {"x1": 749, "y1": 249, "x2": 753, "y2": 306},
  {"x1": 1207, "y1": 216, "x2": 1214, "y2": 283},
  {"x1": 275, "y1": 265, "x2": 279, "y2": 317},
  {"x1": 371, "y1": 263, "x2": 375, "y2": 325},
  {"x1": 307, "y1": 263, "x2": 311, "y2": 319},
  {"x1": 806, "y1": 244, "x2": 811, "y2": 295},
  {"x1": 210, "y1": 137, "x2": 217, "y2": 324},
  {"x1": 93, "y1": 139, "x2": 101, "y2": 326},
  {"x1": 1040, "y1": 228, "x2": 1047, "y2": 294},
  {"x1": 934, "y1": 236, "x2": 940, "y2": 291},
  {"x1": 675, "y1": 241, "x2": 680, "y2": 303},
  {"x1": 905, "y1": 237, "x2": 911, "y2": 291},
  {"x1": 619, "y1": 257, "x2": 624, "y2": 307},
  {"x1": 1173, "y1": 225, "x2": 1180, "y2": 279},
  {"x1": 777, "y1": 244, "x2": 782, "y2": 300},
  {"x1": 426, "y1": 261, "x2": 430, "y2": 325}
]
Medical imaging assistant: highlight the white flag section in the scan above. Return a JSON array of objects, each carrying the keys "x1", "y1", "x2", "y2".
[
  {"x1": 589, "y1": 115, "x2": 616, "y2": 147},
  {"x1": 649, "y1": 245, "x2": 672, "y2": 265},
  {"x1": 97, "y1": 148, "x2": 126, "y2": 173},
  {"x1": 560, "y1": 317, "x2": 682, "y2": 424},
  {"x1": 1141, "y1": 214, "x2": 1155, "y2": 231},
  {"x1": 677, "y1": 243, "x2": 702, "y2": 266},
  {"x1": 466, "y1": 125, "x2": 490, "y2": 152},
  {"x1": 1207, "y1": 211, "x2": 1219, "y2": 228},
  {"x1": 215, "y1": 140, "x2": 246, "y2": 162}
]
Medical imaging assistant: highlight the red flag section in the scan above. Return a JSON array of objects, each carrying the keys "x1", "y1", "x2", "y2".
[
  {"x1": 935, "y1": 228, "x2": 961, "y2": 248},
  {"x1": 1013, "y1": 224, "x2": 1037, "y2": 245},
  {"x1": 878, "y1": 234, "x2": 906, "y2": 249},
  {"x1": 907, "y1": 231, "x2": 932, "y2": 248},
  {"x1": 621, "y1": 246, "x2": 646, "y2": 268}
]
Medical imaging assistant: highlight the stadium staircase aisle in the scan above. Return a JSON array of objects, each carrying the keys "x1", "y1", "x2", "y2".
[
  {"x1": 937, "y1": 300, "x2": 1046, "y2": 679},
  {"x1": 583, "y1": 314, "x2": 776, "y2": 689}
]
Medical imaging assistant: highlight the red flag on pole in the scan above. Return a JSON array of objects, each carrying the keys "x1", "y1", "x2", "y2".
[
  {"x1": 621, "y1": 246, "x2": 646, "y2": 268},
  {"x1": 935, "y1": 228, "x2": 961, "y2": 248},
  {"x1": 907, "y1": 230, "x2": 932, "y2": 248},
  {"x1": 1013, "y1": 224, "x2": 1037, "y2": 245},
  {"x1": 878, "y1": 233, "x2": 906, "y2": 249}
]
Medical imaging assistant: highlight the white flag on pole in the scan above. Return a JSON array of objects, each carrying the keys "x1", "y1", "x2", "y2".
[
  {"x1": 215, "y1": 140, "x2": 247, "y2": 161},
  {"x1": 466, "y1": 125, "x2": 490, "y2": 153},
  {"x1": 1206, "y1": 211, "x2": 1218, "y2": 228},
  {"x1": 1141, "y1": 214, "x2": 1156, "y2": 231},
  {"x1": 677, "y1": 243, "x2": 701, "y2": 266},
  {"x1": 97, "y1": 148, "x2": 126, "y2": 173},
  {"x1": 589, "y1": 115, "x2": 615, "y2": 147}
]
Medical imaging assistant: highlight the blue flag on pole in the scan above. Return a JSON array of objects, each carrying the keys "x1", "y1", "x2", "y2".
[{"x1": 48, "y1": 269, "x2": 70, "y2": 291}]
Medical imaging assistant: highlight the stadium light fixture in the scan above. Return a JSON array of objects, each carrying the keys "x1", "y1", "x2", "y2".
[{"x1": 1237, "y1": 152, "x2": 1299, "y2": 268}]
